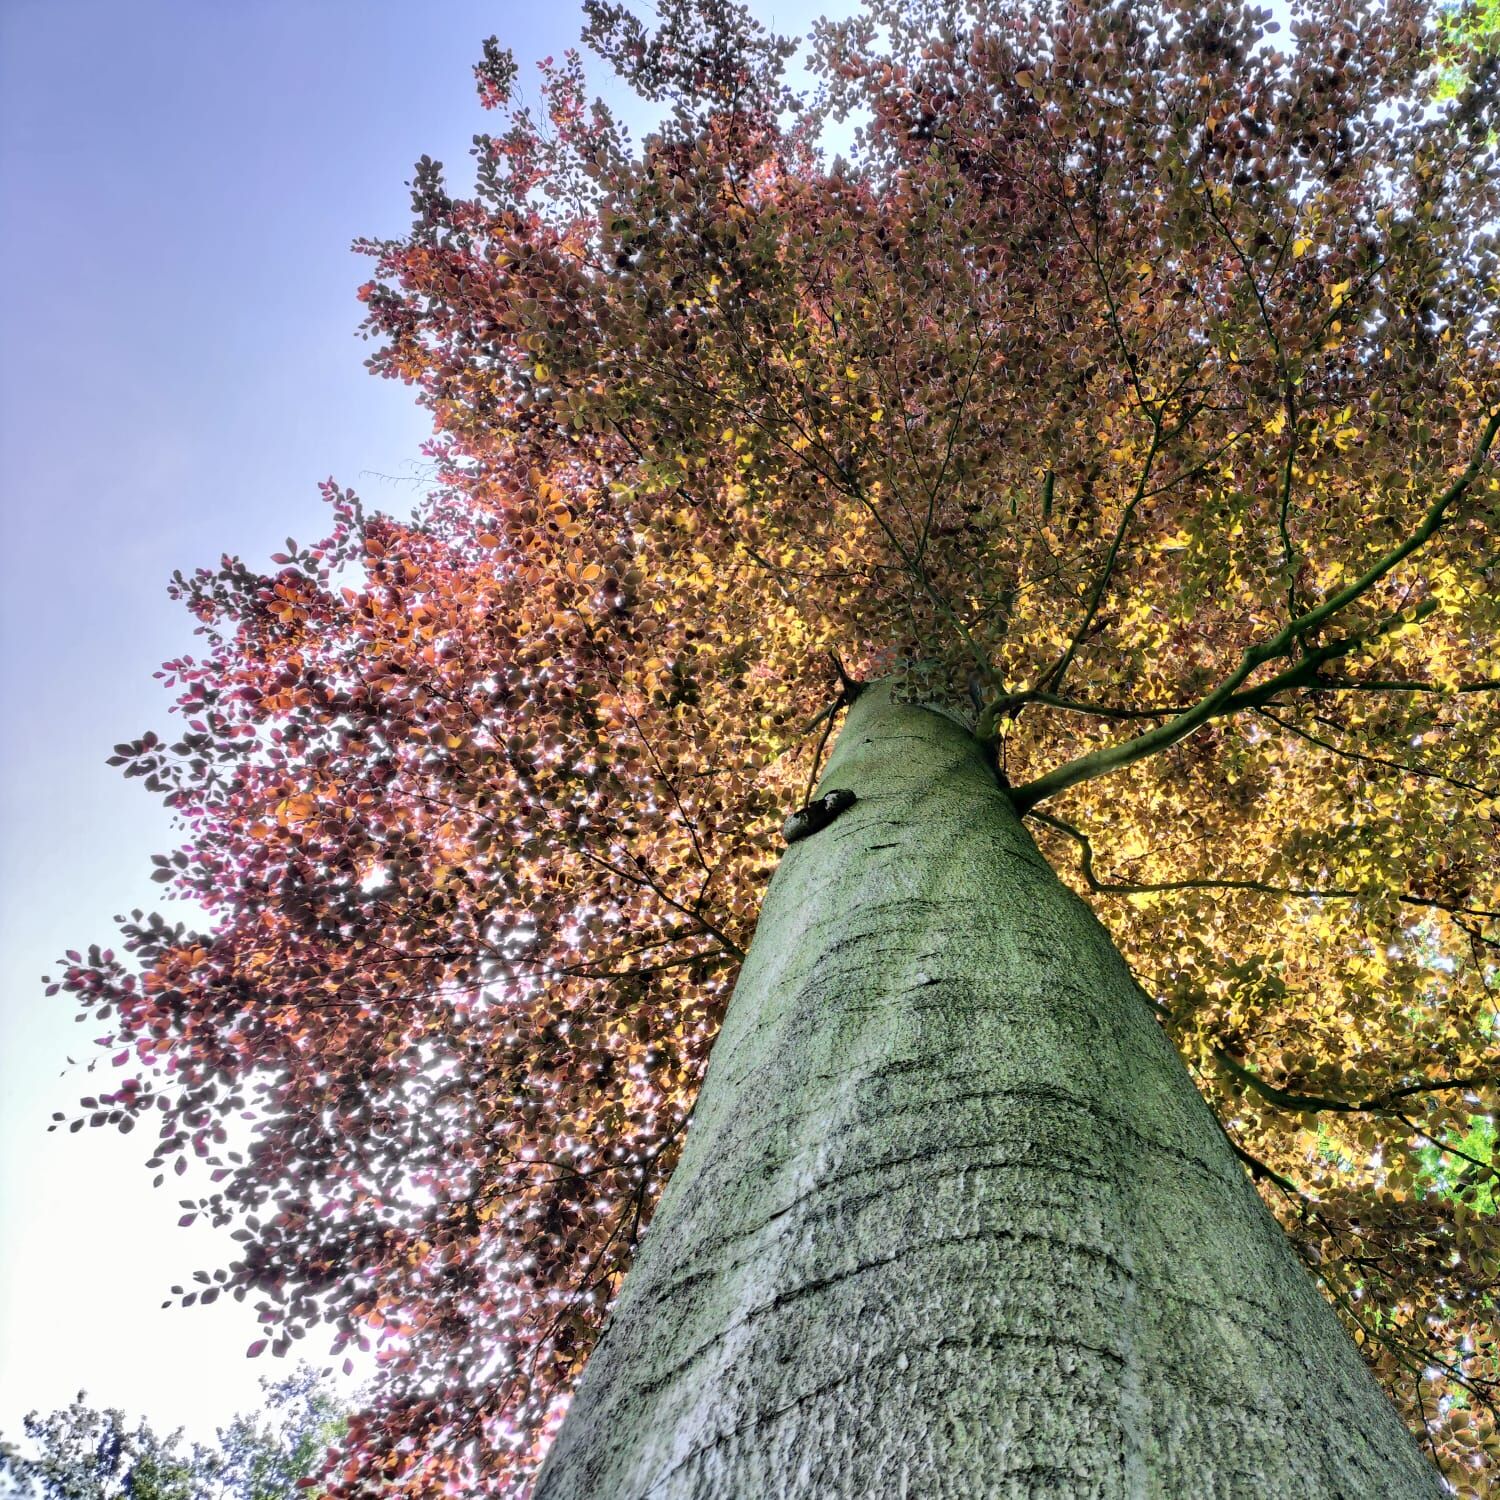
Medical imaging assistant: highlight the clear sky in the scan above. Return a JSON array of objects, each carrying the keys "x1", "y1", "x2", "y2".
[{"x1": 0, "y1": 0, "x2": 846, "y2": 1445}]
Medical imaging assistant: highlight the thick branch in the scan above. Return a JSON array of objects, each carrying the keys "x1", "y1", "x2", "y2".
[
  {"x1": 1213, "y1": 1046, "x2": 1495, "y2": 1118},
  {"x1": 1010, "y1": 414, "x2": 1500, "y2": 811}
]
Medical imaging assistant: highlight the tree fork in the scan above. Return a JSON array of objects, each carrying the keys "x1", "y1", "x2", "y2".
[{"x1": 536, "y1": 683, "x2": 1439, "y2": 1498}]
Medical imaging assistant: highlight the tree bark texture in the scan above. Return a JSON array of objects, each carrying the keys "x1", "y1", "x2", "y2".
[{"x1": 535, "y1": 684, "x2": 1441, "y2": 1498}]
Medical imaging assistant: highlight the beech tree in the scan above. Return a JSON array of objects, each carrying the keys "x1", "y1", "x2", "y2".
[{"x1": 53, "y1": 0, "x2": 1500, "y2": 1493}]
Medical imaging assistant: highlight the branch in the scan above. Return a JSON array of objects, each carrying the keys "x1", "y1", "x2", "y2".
[
  {"x1": 1039, "y1": 419, "x2": 1163, "y2": 697},
  {"x1": 1316, "y1": 675, "x2": 1500, "y2": 696},
  {"x1": 574, "y1": 845, "x2": 747, "y2": 961},
  {"x1": 1394, "y1": 1112, "x2": 1497, "y2": 1175},
  {"x1": 916, "y1": 329, "x2": 990, "y2": 564},
  {"x1": 1029, "y1": 808, "x2": 1500, "y2": 922},
  {"x1": 1010, "y1": 413, "x2": 1500, "y2": 811},
  {"x1": 1213, "y1": 1046, "x2": 1495, "y2": 1118},
  {"x1": 986, "y1": 625, "x2": 1469, "y2": 727},
  {"x1": 607, "y1": 416, "x2": 800, "y2": 603},
  {"x1": 1231, "y1": 1140, "x2": 1307, "y2": 1198},
  {"x1": 1257, "y1": 706, "x2": 1496, "y2": 800},
  {"x1": 1199, "y1": 188, "x2": 1304, "y2": 633}
]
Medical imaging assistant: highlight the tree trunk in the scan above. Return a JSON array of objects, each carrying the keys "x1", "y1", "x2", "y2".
[{"x1": 535, "y1": 684, "x2": 1441, "y2": 1498}]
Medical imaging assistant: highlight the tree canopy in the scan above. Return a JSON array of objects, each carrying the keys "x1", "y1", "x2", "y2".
[{"x1": 52, "y1": 0, "x2": 1500, "y2": 1492}]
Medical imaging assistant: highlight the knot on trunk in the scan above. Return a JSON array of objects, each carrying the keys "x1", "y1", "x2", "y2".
[{"x1": 781, "y1": 787, "x2": 857, "y2": 845}]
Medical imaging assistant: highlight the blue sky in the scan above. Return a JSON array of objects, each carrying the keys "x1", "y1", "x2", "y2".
[{"x1": 0, "y1": 0, "x2": 847, "y2": 1443}]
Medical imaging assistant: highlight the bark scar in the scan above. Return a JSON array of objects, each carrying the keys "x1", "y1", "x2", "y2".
[{"x1": 781, "y1": 787, "x2": 858, "y2": 845}]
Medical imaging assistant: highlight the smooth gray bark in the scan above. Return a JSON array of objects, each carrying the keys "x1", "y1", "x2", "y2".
[{"x1": 535, "y1": 684, "x2": 1441, "y2": 1498}]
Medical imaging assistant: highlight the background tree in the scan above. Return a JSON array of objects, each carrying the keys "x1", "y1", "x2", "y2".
[
  {"x1": 1437, "y1": 0, "x2": 1500, "y2": 98},
  {"x1": 50, "y1": 0, "x2": 1500, "y2": 1493},
  {"x1": 0, "y1": 1372, "x2": 344, "y2": 1500},
  {"x1": 206, "y1": 1369, "x2": 346, "y2": 1500},
  {"x1": 0, "y1": 1401, "x2": 194, "y2": 1500}
]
